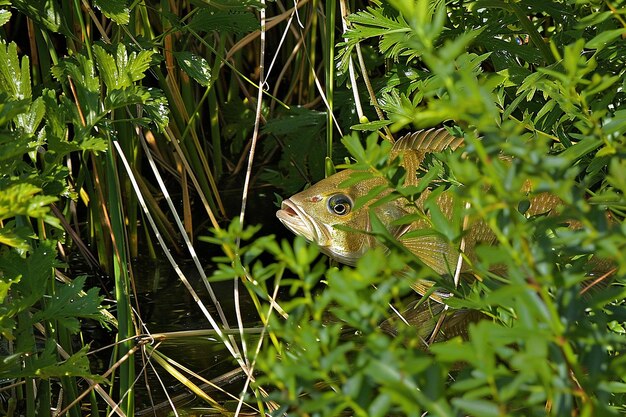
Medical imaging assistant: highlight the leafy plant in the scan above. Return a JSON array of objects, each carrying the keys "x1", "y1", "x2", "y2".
[
  {"x1": 1, "y1": 0, "x2": 625, "y2": 416},
  {"x1": 235, "y1": 0, "x2": 626, "y2": 416}
]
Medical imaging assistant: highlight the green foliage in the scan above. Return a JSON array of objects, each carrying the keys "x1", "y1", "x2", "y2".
[
  {"x1": 188, "y1": 8, "x2": 259, "y2": 35},
  {"x1": 260, "y1": 107, "x2": 328, "y2": 194},
  {"x1": 0, "y1": 1, "x2": 165, "y2": 409},
  {"x1": 203, "y1": 0, "x2": 626, "y2": 416},
  {"x1": 94, "y1": 0, "x2": 130, "y2": 25},
  {"x1": 1, "y1": 0, "x2": 625, "y2": 415}
]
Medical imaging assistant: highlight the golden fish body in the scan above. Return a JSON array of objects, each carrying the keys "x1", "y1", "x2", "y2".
[{"x1": 276, "y1": 129, "x2": 561, "y2": 284}]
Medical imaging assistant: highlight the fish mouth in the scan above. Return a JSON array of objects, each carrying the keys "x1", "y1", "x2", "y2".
[{"x1": 276, "y1": 199, "x2": 329, "y2": 244}]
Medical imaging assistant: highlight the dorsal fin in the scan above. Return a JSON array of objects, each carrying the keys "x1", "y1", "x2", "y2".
[
  {"x1": 391, "y1": 128, "x2": 464, "y2": 187},
  {"x1": 391, "y1": 128, "x2": 464, "y2": 156}
]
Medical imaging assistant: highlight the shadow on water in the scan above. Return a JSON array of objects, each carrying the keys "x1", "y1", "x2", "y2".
[
  {"x1": 128, "y1": 255, "x2": 260, "y2": 415},
  {"x1": 76, "y1": 187, "x2": 291, "y2": 415}
]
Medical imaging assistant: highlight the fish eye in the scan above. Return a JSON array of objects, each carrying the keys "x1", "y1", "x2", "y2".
[{"x1": 327, "y1": 194, "x2": 352, "y2": 216}]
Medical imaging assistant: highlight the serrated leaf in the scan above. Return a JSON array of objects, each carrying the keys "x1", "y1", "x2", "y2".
[
  {"x1": 0, "y1": 41, "x2": 31, "y2": 100},
  {"x1": 105, "y1": 84, "x2": 152, "y2": 109},
  {"x1": 0, "y1": 94, "x2": 29, "y2": 126},
  {"x1": 0, "y1": 341, "x2": 107, "y2": 382},
  {"x1": 0, "y1": 130, "x2": 35, "y2": 162},
  {"x1": 94, "y1": 44, "x2": 153, "y2": 91},
  {"x1": 94, "y1": 0, "x2": 129, "y2": 25},
  {"x1": 11, "y1": 0, "x2": 66, "y2": 34},
  {"x1": 16, "y1": 96, "x2": 45, "y2": 134},
  {"x1": 174, "y1": 51, "x2": 212, "y2": 86},
  {"x1": 31, "y1": 276, "x2": 104, "y2": 333},
  {"x1": 0, "y1": 183, "x2": 58, "y2": 221},
  {"x1": 193, "y1": 0, "x2": 264, "y2": 10},
  {"x1": 0, "y1": 266, "x2": 20, "y2": 303},
  {"x1": 77, "y1": 135, "x2": 109, "y2": 152},
  {"x1": 0, "y1": 9, "x2": 11, "y2": 26},
  {"x1": 141, "y1": 88, "x2": 170, "y2": 131},
  {"x1": 92, "y1": 45, "x2": 117, "y2": 90},
  {"x1": 52, "y1": 55, "x2": 100, "y2": 126},
  {"x1": 0, "y1": 241, "x2": 60, "y2": 313},
  {"x1": 0, "y1": 224, "x2": 33, "y2": 251}
]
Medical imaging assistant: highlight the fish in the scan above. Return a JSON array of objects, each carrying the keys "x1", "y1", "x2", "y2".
[{"x1": 276, "y1": 128, "x2": 562, "y2": 294}]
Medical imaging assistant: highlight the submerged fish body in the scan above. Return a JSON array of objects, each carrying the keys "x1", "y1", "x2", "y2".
[{"x1": 276, "y1": 129, "x2": 561, "y2": 284}]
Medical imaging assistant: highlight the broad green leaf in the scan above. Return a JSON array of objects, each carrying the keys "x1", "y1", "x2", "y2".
[
  {"x1": 0, "y1": 269, "x2": 20, "y2": 303},
  {"x1": 94, "y1": 44, "x2": 153, "y2": 91},
  {"x1": 0, "y1": 224, "x2": 33, "y2": 251},
  {"x1": 52, "y1": 55, "x2": 100, "y2": 126},
  {"x1": 452, "y1": 398, "x2": 500, "y2": 417},
  {"x1": 603, "y1": 109, "x2": 626, "y2": 136},
  {"x1": 0, "y1": 94, "x2": 29, "y2": 125},
  {"x1": 0, "y1": 41, "x2": 31, "y2": 100},
  {"x1": 191, "y1": 0, "x2": 264, "y2": 10},
  {"x1": 94, "y1": 0, "x2": 130, "y2": 25},
  {"x1": 16, "y1": 96, "x2": 45, "y2": 134},
  {"x1": 0, "y1": 130, "x2": 35, "y2": 163},
  {"x1": 34, "y1": 344, "x2": 107, "y2": 382},
  {"x1": 30, "y1": 276, "x2": 105, "y2": 333},
  {"x1": 11, "y1": 0, "x2": 66, "y2": 34},
  {"x1": 0, "y1": 341, "x2": 107, "y2": 382},
  {"x1": 0, "y1": 241, "x2": 60, "y2": 312},
  {"x1": 0, "y1": 182, "x2": 57, "y2": 221},
  {"x1": 586, "y1": 29, "x2": 626, "y2": 51},
  {"x1": 558, "y1": 138, "x2": 602, "y2": 163},
  {"x1": 174, "y1": 51, "x2": 212, "y2": 86},
  {"x1": 0, "y1": 9, "x2": 11, "y2": 26}
]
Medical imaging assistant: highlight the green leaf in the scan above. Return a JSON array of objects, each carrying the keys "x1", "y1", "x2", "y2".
[
  {"x1": 30, "y1": 276, "x2": 105, "y2": 333},
  {"x1": 0, "y1": 94, "x2": 29, "y2": 126},
  {"x1": 0, "y1": 268, "x2": 20, "y2": 303},
  {"x1": 16, "y1": 96, "x2": 45, "y2": 134},
  {"x1": 558, "y1": 138, "x2": 602, "y2": 164},
  {"x1": 0, "y1": 182, "x2": 58, "y2": 221},
  {"x1": 94, "y1": 44, "x2": 153, "y2": 91},
  {"x1": 52, "y1": 54, "x2": 100, "y2": 126},
  {"x1": 0, "y1": 341, "x2": 107, "y2": 382},
  {"x1": 174, "y1": 51, "x2": 212, "y2": 86},
  {"x1": 0, "y1": 130, "x2": 35, "y2": 163},
  {"x1": 188, "y1": 8, "x2": 258, "y2": 34},
  {"x1": 0, "y1": 41, "x2": 31, "y2": 100},
  {"x1": 350, "y1": 119, "x2": 393, "y2": 131},
  {"x1": 0, "y1": 9, "x2": 11, "y2": 26},
  {"x1": 34, "y1": 344, "x2": 107, "y2": 382},
  {"x1": 11, "y1": 0, "x2": 67, "y2": 34},
  {"x1": 452, "y1": 398, "x2": 500, "y2": 417},
  {"x1": 192, "y1": 0, "x2": 265, "y2": 10},
  {"x1": 94, "y1": 0, "x2": 130, "y2": 25},
  {"x1": 0, "y1": 241, "x2": 61, "y2": 312},
  {"x1": 585, "y1": 29, "x2": 626, "y2": 51},
  {"x1": 0, "y1": 224, "x2": 33, "y2": 251}
]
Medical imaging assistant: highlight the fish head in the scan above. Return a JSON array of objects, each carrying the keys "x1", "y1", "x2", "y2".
[{"x1": 276, "y1": 169, "x2": 406, "y2": 265}]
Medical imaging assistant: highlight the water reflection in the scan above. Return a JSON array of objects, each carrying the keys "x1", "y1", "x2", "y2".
[{"x1": 131, "y1": 256, "x2": 257, "y2": 415}]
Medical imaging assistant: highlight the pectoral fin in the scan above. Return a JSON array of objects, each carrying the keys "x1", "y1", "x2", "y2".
[{"x1": 400, "y1": 234, "x2": 458, "y2": 276}]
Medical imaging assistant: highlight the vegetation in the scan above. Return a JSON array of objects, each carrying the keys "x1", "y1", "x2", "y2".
[{"x1": 0, "y1": 0, "x2": 624, "y2": 416}]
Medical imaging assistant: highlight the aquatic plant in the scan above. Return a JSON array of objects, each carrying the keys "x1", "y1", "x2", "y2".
[{"x1": 0, "y1": 0, "x2": 625, "y2": 416}]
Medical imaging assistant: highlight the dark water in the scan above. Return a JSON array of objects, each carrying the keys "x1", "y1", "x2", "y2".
[
  {"x1": 72, "y1": 187, "x2": 289, "y2": 415},
  {"x1": 129, "y1": 256, "x2": 260, "y2": 414}
]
